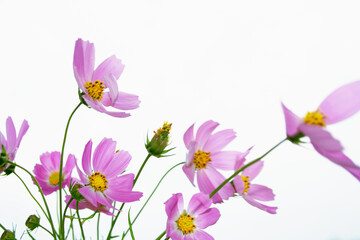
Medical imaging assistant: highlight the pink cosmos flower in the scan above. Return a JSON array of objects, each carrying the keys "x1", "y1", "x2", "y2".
[
  {"x1": 33, "y1": 151, "x2": 76, "y2": 195},
  {"x1": 282, "y1": 80, "x2": 360, "y2": 181},
  {"x1": 0, "y1": 117, "x2": 29, "y2": 173},
  {"x1": 183, "y1": 120, "x2": 248, "y2": 203},
  {"x1": 73, "y1": 38, "x2": 140, "y2": 118},
  {"x1": 65, "y1": 195, "x2": 114, "y2": 216},
  {"x1": 233, "y1": 160, "x2": 277, "y2": 214},
  {"x1": 75, "y1": 138, "x2": 142, "y2": 209},
  {"x1": 165, "y1": 193, "x2": 220, "y2": 240}
]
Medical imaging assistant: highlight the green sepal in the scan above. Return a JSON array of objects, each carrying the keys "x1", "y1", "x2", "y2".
[
  {"x1": 4, "y1": 164, "x2": 15, "y2": 176},
  {"x1": 78, "y1": 89, "x2": 89, "y2": 107},
  {"x1": 287, "y1": 132, "x2": 305, "y2": 145}
]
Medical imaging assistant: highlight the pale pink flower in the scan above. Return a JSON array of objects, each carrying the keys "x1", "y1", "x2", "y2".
[
  {"x1": 73, "y1": 38, "x2": 140, "y2": 118},
  {"x1": 282, "y1": 80, "x2": 360, "y2": 181},
  {"x1": 183, "y1": 120, "x2": 249, "y2": 203},
  {"x1": 65, "y1": 195, "x2": 114, "y2": 216},
  {"x1": 33, "y1": 151, "x2": 76, "y2": 195},
  {"x1": 165, "y1": 193, "x2": 220, "y2": 240},
  {"x1": 233, "y1": 160, "x2": 277, "y2": 214},
  {"x1": 0, "y1": 117, "x2": 29, "y2": 173},
  {"x1": 75, "y1": 138, "x2": 142, "y2": 209}
]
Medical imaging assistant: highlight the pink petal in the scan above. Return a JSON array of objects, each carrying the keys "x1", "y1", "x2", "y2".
[
  {"x1": 33, "y1": 164, "x2": 50, "y2": 182},
  {"x1": 191, "y1": 230, "x2": 214, "y2": 240},
  {"x1": 92, "y1": 55, "x2": 124, "y2": 84},
  {"x1": 94, "y1": 191, "x2": 114, "y2": 208},
  {"x1": 164, "y1": 193, "x2": 184, "y2": 220},
  {"x1": 92, "y1": 138, "x2": 116, "y2": 173},
  {"x1": 184, "y1": 123, "x2": 195, "y2": 149},
  {"x1": 319, "y1": 80, "x2": 360, "y2": 124},
  {"x1": 39, "y1": 152, "x2": 55, "y2": 172},
  {"x1": 247, "y1": 184, "x2": 275, "y2": 201},
  {"x1": 63, "y1": 154, "x2": 76, "y2": 182},
  {"x1": 75, "y1": 160, "x2": 89, "y2": 185},
  {"x1": 195, "y1": 208, "x2": 220, "y2": 229},
  {"x1": 5, "y1": 117, "x2": 16, "y2": 152},
  {"x1": 195, "y1": 120, "x2": 219, "y2": 148},
  {"x1": 107, "y1": 174, "x2": 134, "y2": 191},
  {"x1": 16, "y1": 119, "x2": 29, "y2": 148},
  {"x1": 182, "y1": 164, "x2": 196, "y2": 186},
  {"x1": 233, "y1": 175, "x2": 245, "y2": 194},
  {"x1": 102, "y1": 74, "x2": 119, "y2": 104},
  {"x1": 103, "y1": 150, "x2": 131, "y2": 178},
  {"x1": 187, "y1": 193, "x2": 212, "y2": 216},
  {"x1": 105, "y1": 189, "x2": 142, "y2": 203},
  {"x1": 243, "y1": 195, "x2": 277, "y2": 214},
  {"x1": 79, "y1": 186, "x2": 98, "y2": 207},
  {"x1": 299, "y1": 124, "x2": 343, "y2": 152},
  {"x1": 281, "y1": 103, "x2": 302, "y2": 137},
  {"x1": 84, "y1": 96, "x2": 131, "y2": 118},
  {"x1": 0, "y1": 132, "x2": 6, "y2": 150},
  {"x1": 73, "y1": 38, "x2": 95, "y2": 85},
  {"x1": 234, "y1": 147, "x2": 253, "y2": 170},
  {"x1": 50, "y1": 151, "x2": 61, "y2": 169},
  {"x1": 242, "y1": 161, "x2": 264, "y2": 181},
  {"x1": 210, "y1": 151, "x2": 240, "y2": 170},
  {"x1": 203, "y1": 129, "x2": 236, "y2": 153},
  {"x1": 313, "y1": 145, "x2": 360, "y2": 181},
  {"x1": 82, "y1": 140, "x2": 93, "y2": 176},
  {"x1": 111, "y1": 91, "x2": 140, "y2": 110}
]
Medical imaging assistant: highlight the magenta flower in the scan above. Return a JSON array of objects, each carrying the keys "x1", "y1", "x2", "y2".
[
  {"x1": 75, "y1": 138, "x2": 142, "y2": 209},
  {"x1": 0, "y1": 117, "x2": 29, "y2": 173},
  {"x1": 33, "y1": 152, "x2": 76, "y2": 195},
  {"x1": 73, "y1": 38, "x2": 140, "y2": 118},
  {"x1": 183, "y1": 120, "x2": 248, "y2": 203},
  {"x1": 282, "y1": 80, "x2": 360, "y2": 181},
  {"x1": 65, "y1": 195, "x2": 114, "y2": 216},
  {"x1": 233, "y1": 160, "x2": 277, "y2": 214},
  {"x1": 164, "y1": 193, "x2": 220, "y2": 240}
]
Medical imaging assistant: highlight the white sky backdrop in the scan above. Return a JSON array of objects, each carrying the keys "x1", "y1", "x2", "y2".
[{"x1": 1, "y1": 0, "x2": 360, "y2": 239}]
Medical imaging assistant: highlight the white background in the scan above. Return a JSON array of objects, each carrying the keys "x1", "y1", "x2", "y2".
[{"x1": 1, "y1": 1, "x2": 360, "y2": 239}]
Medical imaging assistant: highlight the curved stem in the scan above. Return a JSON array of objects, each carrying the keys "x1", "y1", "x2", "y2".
[
  {"x1": 39, "y1": 224, "x2": 54, "y2": 236},
  {"x1": 0, "y1": 223, "x2": 6, "y2": 231},
  {"x1": 155, "y1": 230, "x2": 166, "y2": 240},
  {"x1": 209, "y1": 138, "x2": 287, "y2": 198},
  {"x1": 76, "y1": 201, "x2": 86, "y2": 240},
  {"x1": 6, "y1": 161, "x2": 57, "y2": 239},
  {"x1": 106, "y1": 154, "x2": 152, "y2": 240},
  {"x1": 122, "y1": 162, "x2": 185, "y2": 239},
  {"x1": 59, "y1": 102, "x2": 82, "y2": 239},
  {"x1": 62, "y1": 197, "x2": 73, "y2": 231}
]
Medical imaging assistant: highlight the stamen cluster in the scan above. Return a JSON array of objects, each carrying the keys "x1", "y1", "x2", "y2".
[
  {"x1": 303, "y1": 111, "x2": 326, "y2": 127},
  {"x1": 84, "y1": 80, "x2": 105, "y2": 101},
  {"x1": 176, "y1": 213, "x2": 196, "y2": 235},
  {"x1": 89, "y1": 172, "x2": 108, "y2": 192},
  {"x1": 193, "y1": 150, "x2": 212, "y2": 169}
]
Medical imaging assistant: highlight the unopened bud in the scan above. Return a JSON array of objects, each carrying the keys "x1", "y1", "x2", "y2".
[
  {"x1": 145, "y1": 122, "x2": 174, "y2": 158},
  {"x1": 0, "y1": 230, "x2": 16, "y2": 240},
  {"x1": 25, "y1": 214, "x2": 40, "y2": 231},
  {"x1": 70, "y1": 182, "x2": 84, "y2": 201}
]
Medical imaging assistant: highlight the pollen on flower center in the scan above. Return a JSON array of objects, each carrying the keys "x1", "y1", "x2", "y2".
[
  {"x1": 176, "y1": 213, "x2": 196, "y2": 235},
  {"x1": 84, "y1": 80, "x2": 105, "y2": 101},
  {"x1": 49, "y1": 172, "x2": 61, "y2": 186},
  {"x1": 303, "y1": 111, "x2": 327, "y2": 127},
  {"x1": 241, "y1": 175, "x2": 251, "y2": 193},
  {"x1": 193, "y1": 150, "x2": 212, "y2": 170},
  {"x1": 89, "y1": 172, "x2": 108, "y2": 192}
]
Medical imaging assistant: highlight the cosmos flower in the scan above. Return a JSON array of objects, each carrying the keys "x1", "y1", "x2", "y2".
[
  {"x1": 33, "y1": 151, "x2": 76, "y2": 195},
  {"x1": 183, "y1": 120, "x2": 248, "y2": 203},
  {"x1": 0, "y1": 117, "x2": 29, "y2": 174},
  {"x1": 75, "y1": 138, "x2": 142, "y2": 209},
  {"x1": 164, "y1": 193, "x2": 220, "y2": 240},
  {"x1": 65, "y1": 195, "x2": 114, "y2": 216},
  {"x1": 282, "y1": 80, "x2": 360, "y2": 181},
  {"x1": 73, "y1": 38, "x2": 140, "y2": 118},
  {"x1": 233, "y1": 160, "x2": 277, "y2": 214}
]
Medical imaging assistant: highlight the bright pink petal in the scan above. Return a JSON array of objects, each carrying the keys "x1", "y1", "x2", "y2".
[
  {"x1": 234, "y1": 147, "x2": 253, "y2": 170},
  {"x1": 102, "y1": 74, "x2": 119, "y2": 105},
  {"x1": 203, "y1": 129, "x2": 236, "y2": 153},
  {"x1": 63, "y1": 154, "x2": 76, "y2": 184},
  {"x1": 107, "y1": 174, "x2": 134, "y2": 191},
  {"x1": 195, "y1": 208, "x2": 221, "y2": 229},
  {"x1": 243, "y1": 161, "x2": 264, "y2": 181},
  {"x1": 210, "y1": 151, "x2": 240, "y2": 170},
  {"x1": 78, "y1": 186, "x2": 98, "y2": 207},
  {"x1": 103, "y1": 150, "x2": 131, "y2": 178},
  {"x1": 191, "y1": 230, "x2": 214, "y2": 240},
  {"x1": 299, "y1": 124, "x2": 343, "y2": 152},
  {"x1": 82, "y1": 140, "x2": 93, "y2": 176},
  {"x1": 111, "y1": 91, "x2": 140, "y2": 110},
  {"x1": 184, "y1": 123, "x2": 194, "y2": 149},
  {"x1": 281, "y1": 103, "x2": 302, "y2": 137},
  {"x1": 33, "y1": 164, "x2": 50, "y2": 182},
  {"x1": 182, "y1": 164, "x2": 196, "y2": 186},
  {"x1": 50, "y1": 151, "x2": 61, "y2": 169},
  {"x1": 5, "y1": 117, "x2": 16, "y2": 152},
  {"x1": 105, "y1": 189, "x2": 142, "y2": 203},
  {"x1": 39, "y1": 152, "x2": 55, "y2": 172},
  {"x1": 164, "y1": 193, "x2": 184, "y2": 220},
  {"x1": 16, "y1": 120, "x2": 29, "y2": 148},
  {"x1": 92, "y1": 138, "x2": 116, "y2": 173},
  {"x1": 195, "y1": 120, "x2": 219, "y2": 148},
  {"x1": 233, "y1": 175, "x2": 245, "y2": 194},
  {"x1": 247, "y1": 184, "x2": 275, "y2": 201},
  {"x1": 187, "y1": 193, "x2": 212, "y2": 216},
  {"x1": 73, "y1": 39, "x2": 95, "y2": 85},
  {"x1": 319, "y1": 80, "x2": 360, "y2": 124},
  {"x1": 75, "y1": 160, "x2": 89, "y2": 185},
  {"x1": 94, "y1": 191, "x2": 114, "y2": 208},
  {"x1": 84, "y1": 96, "x2": 131, "y2": 118},
  {"x1": 92, "y1": 55, "x2": 124, "y2": 84},
  {"x1": 243, "y1": 195, "x2": 277, "y2": 214}
]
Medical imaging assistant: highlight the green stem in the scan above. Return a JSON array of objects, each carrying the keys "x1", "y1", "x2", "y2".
[
  {"x1": 0, "y1": 223, "x2": 6, "y2": 231},
  {"x1": 62, "y1": 197, "x2": 73, "y2": 230},
  {"x1": 39, "y1": 225, "x2": 54, "y2": 236},
  {"x1": 59, "y1": 102, "x2": 82, "y2": 239},
  {"x1": 13, "y1": 172, "x2": 48, "y2": 221},
  {"x1": 106, "y1": 154, "x2": 152, "y2": 240},
  {"x1": 155, "y1": 230, "x2": 166, "y2": 240},
  {"x1": 76, "y1": 201, "x2": 86, "y2": 240},
  {"x1": 209, "y1": 138, "x2": 287, "y2": 198},
  {"x1": 97, "y1": 212, "x2": 100, "y2": 240},
  {"x1": 6, "y1": 161, "x2": 57, "y2": 239},
  {"x1": 122, "y1": 162, "x2": 185, "y2": 239}
]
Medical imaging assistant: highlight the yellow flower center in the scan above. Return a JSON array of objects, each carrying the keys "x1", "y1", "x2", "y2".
[
  {"x1": 89, "y1": 172, "x2": 108, "y2": 192},
  {"x1": 241, "y1": 175, "x2": 251, "y2": 194},
  {"x1": 49, "y1": 172, "x2": 62, "y2": 186},
  {"x1": 303, "y1": 111, "x2": 327, "y2": 127},
  {"x1": 84, "y1": 80, "x2": 105, "y2": 101},
  {"x1": 193, "y1": 150, "x2": 212, "y2": 170},
  {"x1": 154, "y1": 121, "x2": 172, "y2": 136},
  {"x1": 177, "y1": 214, "x2": 196, "y2": 235}
]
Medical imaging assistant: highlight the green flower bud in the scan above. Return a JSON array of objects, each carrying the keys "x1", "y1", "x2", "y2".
[
  {"x1": 70, "y1": 182, "x2": 85, "y2": 201},
  {"x1": 145, "y1": 122, "x2": 175, "y2": 158},
  {"x1": 0, "y1": 230, "x2": 16, "y2": 240},
  {"x1": 25, "y1": 214, "x2": 40, "y2": 231}
]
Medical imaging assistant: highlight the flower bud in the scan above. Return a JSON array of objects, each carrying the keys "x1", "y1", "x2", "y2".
[
  {"x1": 145, "y1": 122, "x2": 174, "y2": 158},
  {"x1": 0, "y1": 230, "x2": 16, "y2": 240},
  {"x1": 25, "y1": 214, "x2": 40, "y2": 231},
  {"x1": 70, "y1": 182, "x2": 85, "y2": 201}
]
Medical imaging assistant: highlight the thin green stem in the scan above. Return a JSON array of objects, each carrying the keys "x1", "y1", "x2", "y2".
[
  {"x1": 59, "y1": 102, "x2": 82, "y2": 239},
  {"x1": 209, "y1": 138, "x2": 287, "y2": 198},
  {"x1": 62, "y1": 197, "x2": 73, "y2": 230},
  {"x1": 106, "y1": 154, "x2": 152, "y2": 240},
  {"x1": 155, "y1": 230, "x2": 166, "y2": 240},
  {"x1": 39, "y1": 224, "x2": 54, "y2": 236},
  {"x1": 13, "y1": 172, "x2": 48, "y2": 220},
  {"x1": 65, "y1": 212, "x2": 75, "y2": 240},
  {"x1": 122, "y1": 162, "x2": 185, "y2": 239},
  {"x1": 6, "y1": 161, "x2": 57, "y2": 239},
  {"x1": 97, "y1": 212, "x2": 100, "y2": 240},
  {"x1": 0, "y1": 223, "x2": 6, "y2": 231},
  {"x1": 76, "y1": 201, "x2": 86, "y2": 240}
]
